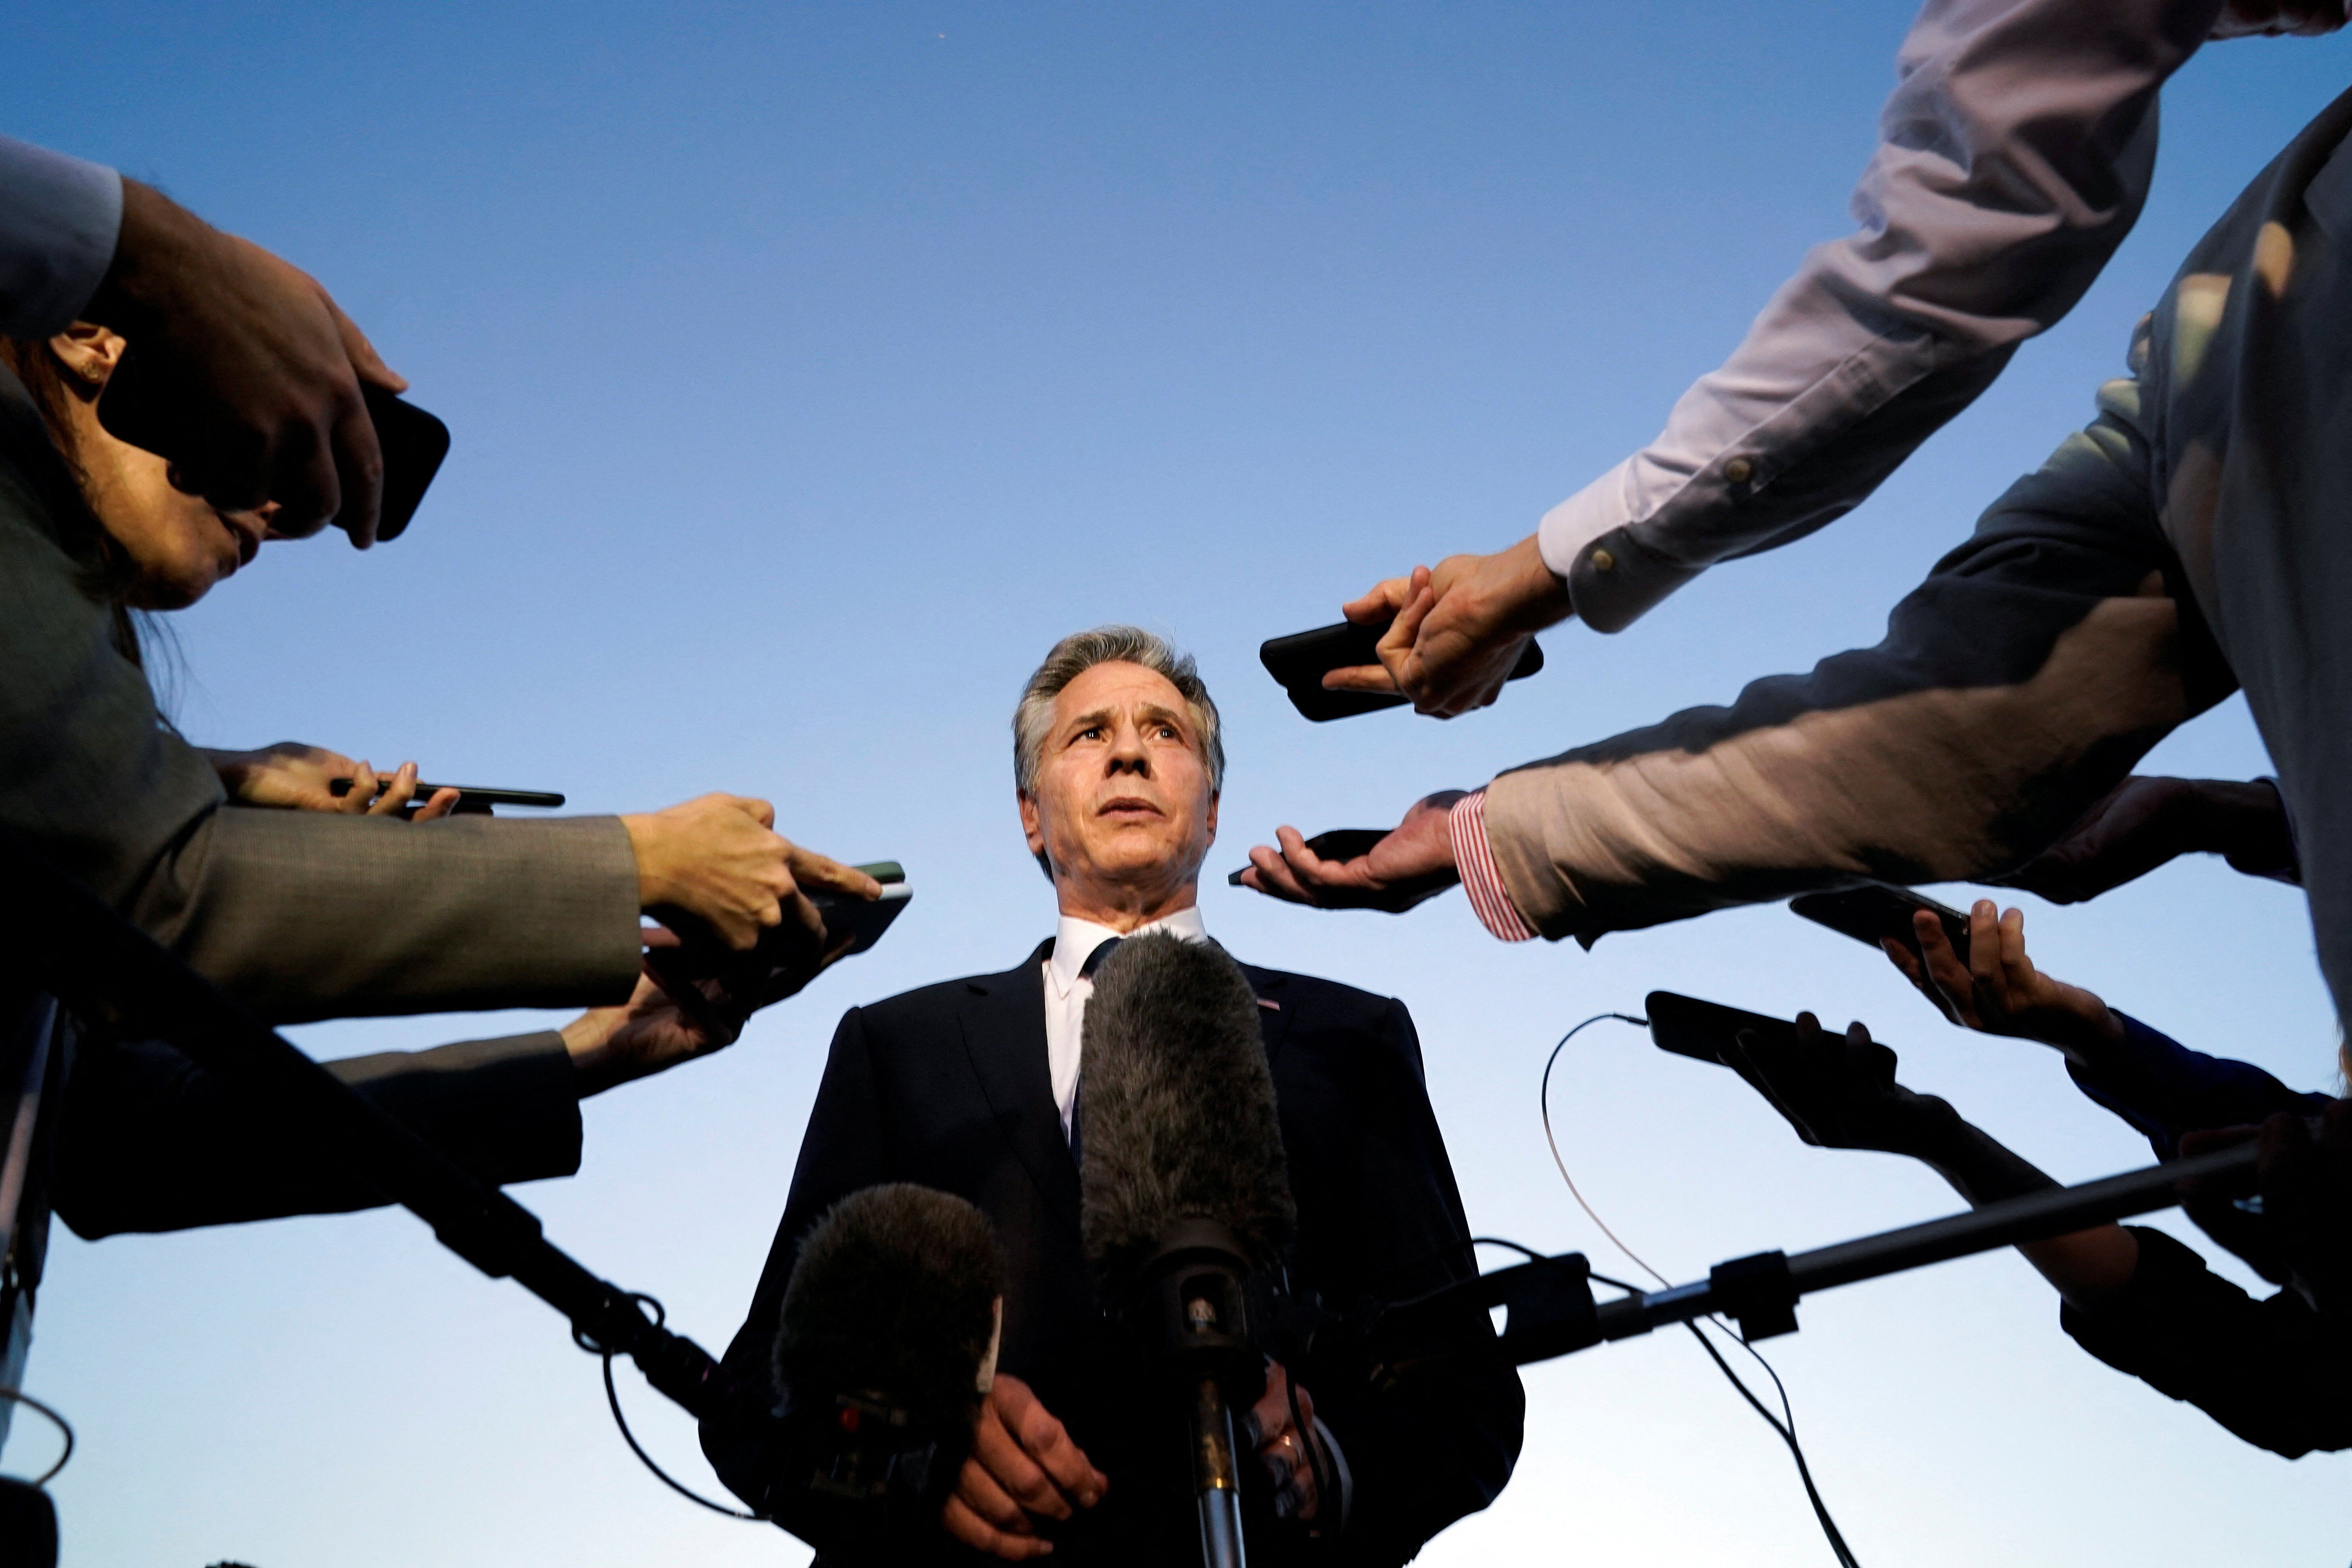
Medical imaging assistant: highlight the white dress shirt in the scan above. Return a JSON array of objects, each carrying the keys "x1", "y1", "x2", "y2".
[
  {"x1": 1538, "y1": 0, "x2": 2344, "y2": 634},
  {"x1": 1042, "y1": 905, "x2": 1208, "y2": 1138}
]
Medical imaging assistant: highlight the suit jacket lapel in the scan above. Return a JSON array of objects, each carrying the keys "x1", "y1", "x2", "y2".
[
  {"x1": 1238, "y1": 960, "x2": 1292, "y2": 1065},
  {"x1": 958, "y1": 941, "x2": 1081, "y2": 1228}
]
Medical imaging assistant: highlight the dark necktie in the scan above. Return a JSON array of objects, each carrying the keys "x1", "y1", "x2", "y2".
[{"x1": 1067, "y1": 937, "x2": 1122, "y2": 1163}]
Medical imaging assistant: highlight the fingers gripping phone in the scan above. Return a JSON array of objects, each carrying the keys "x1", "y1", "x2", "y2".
[
  {"x1": 1224, "y1": 828, "x2": 1387, "y2": 887},
  {"x1": 328, "y1": 778, "x2": 564, "y2": 816},
  {"x1": 98, "y1": 351, "x2": 451, "y2": 540},
  {"x1": 1260, "y1": 619, "x2": 1545, "y2": 722},
  {"x1": 811, "y1": 861, "x2": 914, "y2": 955},
  {"x1": 644, "y1": 862, "x2": 912, "y2": 1044},
  {"x1": 1787, "y1": 883, "x2": 1972, "y2": 966}
]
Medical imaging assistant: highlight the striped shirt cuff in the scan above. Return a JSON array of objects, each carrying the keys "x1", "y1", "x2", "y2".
[{"x1": 1449, "y1": 789, "x2": 1536, "y2": 942}]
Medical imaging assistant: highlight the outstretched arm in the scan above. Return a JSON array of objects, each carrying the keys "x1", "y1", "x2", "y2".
[
  {"x1": 1728, "y1": 1012, "x2": 2138, "y2": 1308},
  {"x1": 1319, "y1": 0, "x2": 2230, "y2": 718}
]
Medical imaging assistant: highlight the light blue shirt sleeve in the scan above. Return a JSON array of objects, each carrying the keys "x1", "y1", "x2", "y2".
[{"x1": 0, "y1": 136, "x2": 123, "y2": 338}]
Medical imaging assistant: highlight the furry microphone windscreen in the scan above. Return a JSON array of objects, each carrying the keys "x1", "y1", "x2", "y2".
[
  {"x1": 1078, "y1": 932, "x2": 1297, "y2": 1291},
  {"x1": 774, "y1": 1184, "x2": 1008, "y2": 1422}
]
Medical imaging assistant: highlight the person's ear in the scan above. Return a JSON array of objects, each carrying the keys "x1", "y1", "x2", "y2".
[
  {"x1": 47, "y1": 323, "x2": 127, "y2": 399},
  {"x1": 1204, "y1": 791, "x2": 1220, "y2": 845},
  {"x1": 1018, "y1": 791, "x2": 1046, "y2": 859}
]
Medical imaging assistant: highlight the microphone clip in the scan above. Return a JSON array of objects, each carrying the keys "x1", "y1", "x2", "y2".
[
  {"x1": 1359, "y1": 1251, "x2": 1599, "y2": 1392},
  {"x1": 1129, "y1": 1217, "x2": 1269, "y2": 1403}
]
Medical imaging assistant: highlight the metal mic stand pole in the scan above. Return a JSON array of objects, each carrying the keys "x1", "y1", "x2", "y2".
[
  {"x1": 0, "y1": 832, "x2": 742, "y2": 1425},
  {"x1": 1595, "y1": 1141, "x2": 2260, "y2": 1346},
  {"x1": 1357, "y1": 1141, "x2": 2262, "y2": 1388}
]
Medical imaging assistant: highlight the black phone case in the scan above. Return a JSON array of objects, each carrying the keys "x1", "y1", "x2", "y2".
[
  {"x1": 1259, "y1": 620, "x2": 1545, "y2": 722},
  {"x1": 811, "y1": 885, "x2": 912, "y2": 956},
  {"x1": 364, "y1": 383, "x2": 451, "y2": 540},
  {"x1": 1223, "y1": 828, "x2": 1388, "y2": 886},
  {"x1": 1645, "y1": 991, "x2": 1796, "y2": 1067},
  {"x1": 1788, "y1": 884, "x2": 1972, "y2": 964}
]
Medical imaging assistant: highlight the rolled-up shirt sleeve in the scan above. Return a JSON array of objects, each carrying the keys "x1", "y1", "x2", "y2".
[
  {"x1": 0, "y1": 136, "x2": 121, "y2": 338},
  {"x1": 1543, "y1": 0, "x2": 2221, "y2": 632}
]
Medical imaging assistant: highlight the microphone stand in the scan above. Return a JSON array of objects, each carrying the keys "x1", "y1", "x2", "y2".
[
  {"x1": 1133, "y1": 1219, "x2": 1262, "y2": 1568},
  {"x1": 1359, "y1": 1141, "x2": 2261, "y2": 1384}
]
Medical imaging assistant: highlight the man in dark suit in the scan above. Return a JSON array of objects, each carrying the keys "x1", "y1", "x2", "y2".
[{"x1": 703, "y1": 626, "x2": 1523, "y2": 1566}]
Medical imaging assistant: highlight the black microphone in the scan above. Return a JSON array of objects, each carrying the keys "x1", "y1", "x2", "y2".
[
  {"x1": 760, "y1": 1183, "x2": 1008, "y2": 1561},
  {"x1": 1078, "y1": 933, "x2": 1296, "y2": 1568}
]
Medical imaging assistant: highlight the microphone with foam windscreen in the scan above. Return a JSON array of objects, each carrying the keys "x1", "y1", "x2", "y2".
[
  {"x1": 1079, "y1": 933, "x2": 1297, "y2": 1568},
  {"x1": 759, "y1": 1183, "x2": 1008, "y2": 1562}
]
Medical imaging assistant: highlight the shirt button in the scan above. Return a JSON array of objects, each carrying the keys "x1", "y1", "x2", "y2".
[
  {"x1": 1589, "y1": 548, "x2": 1616, "y2": 572},
  {"x1": 1724, "y1": 456, "x2": 1754, "y2": 485}
]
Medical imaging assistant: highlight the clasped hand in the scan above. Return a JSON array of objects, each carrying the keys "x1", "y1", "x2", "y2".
[{"x1": 943, "y1": 1363, "x2": 1329, "y2": 1559}]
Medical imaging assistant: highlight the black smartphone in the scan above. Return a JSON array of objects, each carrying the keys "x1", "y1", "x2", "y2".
[
  {"x1": 1224, "y1": 828, "x2": 1388, "y2": 887},
  {"x1": 363, "y1": 381, "x2": 451, "y2": 541},
  {"x1": 644, "y1": 861, "x2": 912, "y2": 1042},
  {"x1": 1645, "y1": 990, "x2": 1796, "y2": 1068},
  {"x1": 1788, "y1": 883, "x2": 1973, "y2": 966},
  {"x1": 812, "y1": 862, "x2": 914, "y2": 955},
  {"x1": 328, "y1": 778, "x2": 565, "y2": 813},
  {"x1": 1259, "y1": 619, "x2": 1546, "y2": 722},
  {"x1": 97, "y1": 350, "x2": 450, "y2": 540}
]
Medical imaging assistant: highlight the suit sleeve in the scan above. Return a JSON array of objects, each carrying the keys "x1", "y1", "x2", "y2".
[
  {"x1": 700, "y1": 1004, "x2": 890, "y2": 1507},
  {"x1": 1482, "y1": 350, "x2": 2238, "y2": 943},
  {"x1": 2060, "y1": 1226, "x2": 2352, "y2": 1458},
  {"x1": 0, "y1": 137, "x2": 120, "y2": 338},
  {"x1": 52, "y1": 1028, "x2": 582, "y2": 1238},
  {"x1": 1314, "y1": 999, "x2": 1524, "y2": 1566},
  {"x1": 0, "y1": 423, "x2": 642, "y2": 1023}
]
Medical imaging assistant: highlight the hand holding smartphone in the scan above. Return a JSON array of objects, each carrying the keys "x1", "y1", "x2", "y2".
[
  {"x1": 1788, "y1": 883, "x2": 1972, "y2": 965},
  {"x1": 645, "y1": 860, "x2": 911, "y2": 1044},
  {"x1": 328, "y1": 777, "x2": 565, "y2": 816},
  {"x1": 1789, "y1": 883, "x2": 1976, "y2": 1025},
  {"x1": 99, "y1": 351, "x2": 450, "y2": 540},
  {"x1": 1225, "y1": 828, "x2": 1387, "y2": 886},
  {"x1": 1260, "y1": 618, "x2": 1544, "y2": 722},
  {"x1": 1646, "y1": 991, "x2": 1798, "y2": 1068}
]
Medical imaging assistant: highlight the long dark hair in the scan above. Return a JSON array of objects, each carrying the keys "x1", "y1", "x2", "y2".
[{"x1": 0, "y1": 335, "x2": 149, "y2": 668}]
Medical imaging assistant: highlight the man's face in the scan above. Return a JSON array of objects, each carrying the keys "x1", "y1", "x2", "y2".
[{"x1": 1020, "y1": 661, "x2": 1218, "y2": 910}]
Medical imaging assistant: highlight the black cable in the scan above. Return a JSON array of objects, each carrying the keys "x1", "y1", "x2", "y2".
[
  {"x1": 579, "y1": 1293, "x2": 761, "y2": 1521},
  {"x1": 1545, "y1": 1015, "x2": 1861, "y2": 1566},
  {"x1": 1681, "y1": 1322, "x2": 1858, "y2": 1568},
  {"x1": 0, "y1": 1388, "x2": 73, "y2": 1487}
]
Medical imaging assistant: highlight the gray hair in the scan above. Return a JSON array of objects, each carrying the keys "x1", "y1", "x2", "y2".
[{"x1": 1013, "y1": 624, "x2": 1226, "y2": 804}]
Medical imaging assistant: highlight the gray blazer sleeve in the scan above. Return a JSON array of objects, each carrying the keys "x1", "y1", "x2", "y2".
[
  {"x1": 0, "y1": 377, "x2": 642, "y2": 1023},
  {"x1": 0, "y1": 137, "x2": 120, "y2": 338},
  {"x1": 53, "y1": 1028, "x2": 584, "y2": 1238}
]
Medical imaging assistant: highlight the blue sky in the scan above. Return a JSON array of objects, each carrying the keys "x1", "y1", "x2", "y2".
[{"x1": 16, "y1": 4, "x2": 2352, "y2": 1563}]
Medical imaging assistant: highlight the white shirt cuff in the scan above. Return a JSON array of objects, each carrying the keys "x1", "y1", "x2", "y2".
[{"x1": 1449, "y1": 789, "x2": 1536, "y2": 942}]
